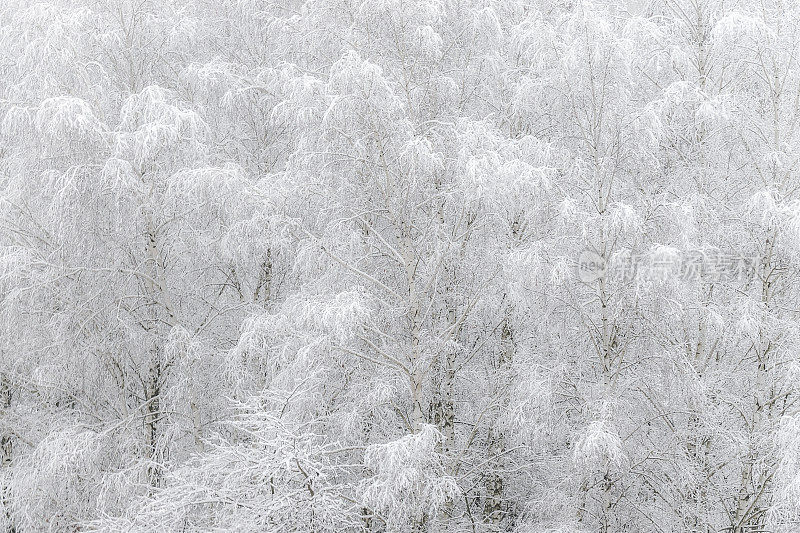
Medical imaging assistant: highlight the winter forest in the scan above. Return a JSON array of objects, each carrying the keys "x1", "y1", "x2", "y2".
[{"x1": 5, "y1": 0, "x2": 800, "y2": 531}]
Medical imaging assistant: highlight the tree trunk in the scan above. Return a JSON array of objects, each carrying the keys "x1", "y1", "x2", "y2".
[
  {"x1": 483, "y1": 317, "x2": 514, "y2": 527},
  {"x1": 144, "y1": 356, "x2": 162, "y2": 490},
  {"x1": 0, "y1": 377, "x2": 14, "y2": 533}
]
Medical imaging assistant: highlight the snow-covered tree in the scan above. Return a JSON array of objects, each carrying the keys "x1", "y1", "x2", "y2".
[{"x1": 4, "y1": 1, "x2": 800, "y2": 532}]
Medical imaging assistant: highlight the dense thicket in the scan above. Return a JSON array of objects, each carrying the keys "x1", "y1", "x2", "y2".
[{"x1": 3, "y1": 0, "x2": 800, "y2": 532}]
